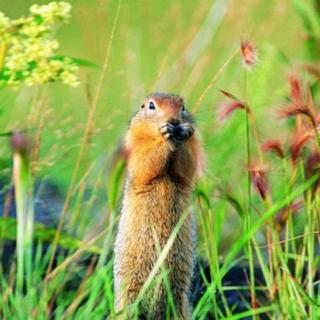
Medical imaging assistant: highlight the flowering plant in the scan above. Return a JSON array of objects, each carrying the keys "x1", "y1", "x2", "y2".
[{"x1": 0, "y1": 2, "x2": 80, "y2": 88}]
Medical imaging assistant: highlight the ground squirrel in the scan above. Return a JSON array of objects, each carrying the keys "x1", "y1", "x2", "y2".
[{"x1": 114, "y1": 93, "x2": 202, "y2": 319}]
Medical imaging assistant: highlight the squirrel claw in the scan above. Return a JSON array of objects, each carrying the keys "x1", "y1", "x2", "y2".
[
  {"x1": 163, "y1": 133, "x2": 171, "y2": 140},
  {"x1": 160, "y1": 123, "x2": 176, "y2": 140}
]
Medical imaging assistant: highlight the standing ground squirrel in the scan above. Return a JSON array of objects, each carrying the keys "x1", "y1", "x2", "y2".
[{"x1": 114, "y1": 93, "x2": 203, "y2": 319}]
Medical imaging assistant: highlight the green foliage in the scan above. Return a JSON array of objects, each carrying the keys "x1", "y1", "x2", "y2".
[
  {"x1": 107, "y1": 158, "x2": 125, "y2": 212},
  {"x1": 0, "y1": 217, "x2": 101, "y2": 253},
  {"x1": 293, "y1": 0, "x2": 320, "y2": 60},
  {"x1": 1, "y1": 0, "x2": 320, "y2": 319}
]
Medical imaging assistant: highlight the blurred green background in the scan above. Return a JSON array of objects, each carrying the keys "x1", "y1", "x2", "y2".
[{"x1": 0, "y1": 0, "x2": 311, "y2": 244}]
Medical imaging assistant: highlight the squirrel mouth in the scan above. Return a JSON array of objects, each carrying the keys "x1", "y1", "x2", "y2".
[{"x1": 168, "y1": 119, "x2": 180, "y2": 126}]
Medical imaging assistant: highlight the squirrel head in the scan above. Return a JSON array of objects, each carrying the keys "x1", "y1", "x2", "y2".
[{"x1": 137, "y1": 92, "x2": 190, "y2": 124}]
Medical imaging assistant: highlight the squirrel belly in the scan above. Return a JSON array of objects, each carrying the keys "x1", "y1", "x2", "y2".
[{"x1": 113, "y1": 93, "x2": 202, "y2": 319}]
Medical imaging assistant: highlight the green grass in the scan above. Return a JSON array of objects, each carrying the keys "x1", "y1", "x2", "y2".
[{"x1": 1, "y1": 0, "x2": 320, "y2": 318}]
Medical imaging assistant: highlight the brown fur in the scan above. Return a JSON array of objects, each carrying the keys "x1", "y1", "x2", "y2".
[{"x1": 114, "y1": 93, "x2": 202, "y2": 319}]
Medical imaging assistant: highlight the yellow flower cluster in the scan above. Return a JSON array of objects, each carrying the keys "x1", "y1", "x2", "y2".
[
  {"x1": 30, "y1": 2, "x2": 71, "y2": 24},
  {"x1": 0, "y1": 2, "x2": 79, "y2": 88}
]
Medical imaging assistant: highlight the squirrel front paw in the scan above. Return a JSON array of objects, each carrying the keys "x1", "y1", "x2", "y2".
[
  {"x1": 176, "y1": 123, "x2": 194, "y2": 142},
  {"x1": 160, "y1": 123, "x2": 176, "y2": 140},
  {"x1": 160, "y1": 122, "x2": 194, "y2": 143}
]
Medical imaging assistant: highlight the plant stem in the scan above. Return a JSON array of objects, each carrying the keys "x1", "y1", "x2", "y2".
[
  {"x1": 0, "y1": 41, "x2": 7, "y2": 73},
  {"x1": 13, "y1": 150, "x2": 33, "y2": 292},
  {"x1": 13, "y1": 153, "x2": 26, "y2": 292},
  {"x1": 243, "y1": 70, "x2": 256, "y2": 313},
  {"x1": 306, "y1": 190, "x2": 315, "y2": 317},
  {"x1": 310, "y1": 116, "x2": 320, "y2": 150}
]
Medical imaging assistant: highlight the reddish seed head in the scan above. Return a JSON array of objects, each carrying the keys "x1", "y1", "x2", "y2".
[
  {"x1": 248, "y1": 163, "x2": 269, "y2": 200},
  {"x1": 241, "y1": 40, "x2": 257, "y2": 69},
  {"x1": 290, "y1": 131, "x2": 312, "y2": 164},
  {"x1": 262, "y1": 140, "x2": 285, "y2": 159},
  {"x1": 306, "y1": 151, "x2": 320, "y2": 192},
  {"x1": 278, "y1": 73, "x2": 317, "y2": 124},
  {"x1": 279, "y1": 73, "x2": 319, "y2": 135},
  {"x1": 303, "y1": 64, "x2": 320, "y2": 80},
  {"x1": 217, "y1": 100, "x2": 245, "y2": 121},
  {"x1": 218, "y1": 89, "x2": 241, "y2": 101},
  {"x1": 278, "y1": 104, "x2": 311, "y2": 119},
  {"x1": 10, "y1": 131, "x2": 32, "y2": 156},
  {"x1": 289, "y1": 73, "x2": 303, "y2": 105},
  {"x1": 306, "y1": 151, "x2": 320, "y2": 177},
  {"x1": 275, "y1": 201, "x2": 302, "y2": 226}
]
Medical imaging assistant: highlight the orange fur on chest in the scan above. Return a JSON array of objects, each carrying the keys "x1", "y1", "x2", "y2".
[{"x1": 125, "y1": 118, "x2": 201, "y2": 187}]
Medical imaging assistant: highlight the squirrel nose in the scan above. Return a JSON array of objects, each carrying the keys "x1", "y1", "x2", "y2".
[{"x1": 169, "y1": 119, "x2": 180, "y2": 126}]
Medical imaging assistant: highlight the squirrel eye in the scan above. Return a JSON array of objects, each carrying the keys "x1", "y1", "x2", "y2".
[
  {"x1": 141, "y1": 104, "x2": 145, "y2": 109},
  {"x1": 148, "y1": 101, "x2": 156, "y2": 110}
]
